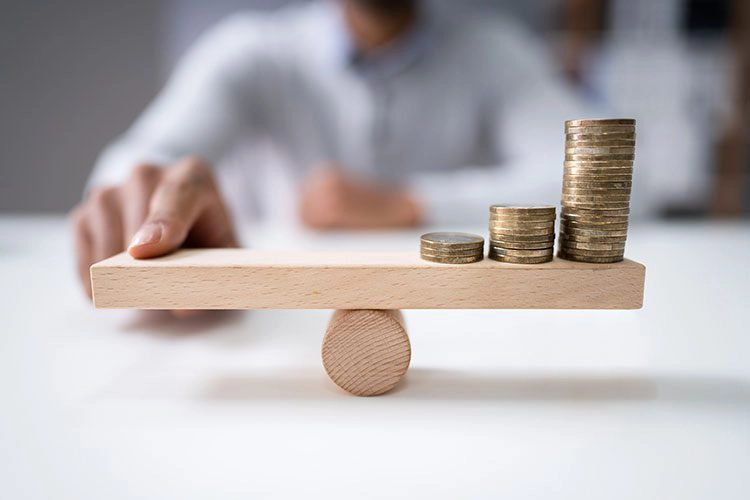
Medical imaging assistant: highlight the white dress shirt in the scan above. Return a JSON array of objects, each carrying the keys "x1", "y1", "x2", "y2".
[{"x1": 89, "y1": 1, "x2": 588, "y2": 226}]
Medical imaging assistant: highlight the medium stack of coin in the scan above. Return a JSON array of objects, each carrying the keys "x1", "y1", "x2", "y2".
[
  {"x1": 559, "y1": 118, "x2": 635, "y2": 263},
  {"x1": 488, "y1": 205, "x2": 556, "y2": 264},
  {"x1": 420, "y1": 232, "x2": 484, "y2": 264}
]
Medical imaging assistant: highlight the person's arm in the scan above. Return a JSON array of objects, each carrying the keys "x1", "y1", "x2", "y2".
[
  {"x1": 88, "y1": 13, "x2": 273, "y2": 188},
  {"x1": 71, "y1": 14, "x2": 275, "y2": 298}
]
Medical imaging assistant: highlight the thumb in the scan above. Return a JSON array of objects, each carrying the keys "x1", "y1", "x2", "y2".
[{"x1": 127, "y1": 159, "x2": 212, "y2": 259}]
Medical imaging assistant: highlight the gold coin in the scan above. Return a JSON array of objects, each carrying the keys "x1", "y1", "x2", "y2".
[
  {"x1": 560, "y1": 231, "x2": 626, "y2": 241},
  {"x1": 561, "y1": 212, "x2": 630, "y2": 222},
  {"x1": 560, "y1": 235, "x2": 628, "y2": 244},
  {"x1": 566, "y1": 119, "x2": 635, "y2": 127},
  {"x1": 490, "y1": 229, "x2": 556, "y2": 238},
  {"x1": 561, "y1": 221, "x2": 629, "y2": 232},
  {"x1": 563, "y1": 180, "x2": 632, "y2": 189},
  {"x1": 562, "y1": 194, "x2": 631, "y2": 202},
  {"x1": 420, "y1": 240, "x2": 484, "y2": 252},
  {"x1": 561, "y1": 213, "x2": 629, "y2": 222},
  {"x1": 564, "y1": 172, "x2": 634, "y2": 179},
  {"x1": 562, "y1": 194, "x2": 630, "y2": 202},
  {"x1": 562, "y1": 206, "x2": 631, "y2": 214},
  {"x1": 563, "y1": 166, "x2": 633, "y2": 176},
  {"x1": 489, "y1": 221, "x2": 556, "y2": 230},
  {"x1": 562, "y1": 207, "x2": 630, "y2": 216},
  {"x1": 561, "y1": 228, "x2": 628, "y2": 237},
  {"x1": 565, "y1": 125, "x2": 636, "y2": 134},
  {"x1": 557, "y1": 234, "x2": 625, "y2": 244},
  {"x1": 564, "y1": 158, "x2": 634, "y2": 165},
  {"x1": 565, "y1": 154, "x2": 635, "y2": 162},
  {"x1": 566, "y1": 139, "x2": 636, "y2": 147},
  {"x1": 561, "y1": 224, "x2": 630, "y2": 230},
  {"x1": 564, "y1": 177, "x2": 634, "y2": 185},
  {"x1": 489, "y1": 212, "x2": 556, "y2": 220},
  {"x1": 489, "y1": 239, "x2": 554, "y2": 250},
  {"x1": 565, "y1": 155, "x2": 636, "y2": 162},
  {"x1": 560, "y1": 240, "x2": 626, "y2": 251},
  {"x1": 559, "y1": 239, "x2": 627, "y2": 247},
  {"x1": 420, "y1": 232, "x2": 484, "y2": 246},
  {"x1": 420, "y1": 254, "x2": 483, "y2": 264},
  {"x1": 488, "y1": 221, "x2": 555, "y2": 230},
  {"x1": 562, "y1": 193, "x2": 631, "y2": 201},
  {"x1": 420, "y1": 246, "x2": 484, "y2": 256},
  {"x1": 562, "y1": 186, "x2": 631, "y2": 195},
  {"x1": 562, "y1": 208, "x2": 630, "y2": 215},
  {"x1": 488, "y1": 252, "x2": 553, "y2": 264},
  {"x1": 420, "y1": 248, "x2": 484, "y2": 259},
  {"x1": 563, "y1": 161, "x2": 633, "y2": 175},
  {"x1": 488, "y1": 213, "x2": 555, "y2": 223},
  {"x1": 566, "y1": 133, "x2": 635, "y2": 142},
  {"x1": 489, "y1": 247, "x2": 554, "y2": 258},
  {"x1": 565, "y1": 146, "x2": 635, "y2": 155},
  {"x1": 561, "y1": 222, "x2": 628, "y2": 230},
  {"x1": 564, "y1": 168, "x2": 634, "y2": 176},
  {"x1": 561, "y1": 203, "x2": 630, "y2": 210},
  {"x1": 562, "y1": 189, "x2": 632, "y2": 197},
  {"x1": 489, "y1": 233, "x2": 555, "y2": 243},
  {"x1": 564, "y1": 171, "x2": 634, "y2": 180},
  {"x1": 489, "y1": 216, "x2": 556, "y2": 228},
  {"x1": 562, "y1": 204, "x2": 630, "y2": 212},
  {"x1": 560, "y1": 229, "x2": 629, "y2": 238},
  {"x1": 558, "y1": 248, "x2": 625, "y2": 259},
  {"x1": 558, "y1": 239, "x2": 625, "y2": 257},
  {"x1": 564, "y1": 178, "x2": 633, "y2": 185},
  {"x1": 560, "y1": 215, "x2": 629, "y2": 225},
  {"x1": 557, "y1": 251, "x2": 623, "y2": 263},
  {"x1": 489, "y1": 205, "x2": 556, "y2": 216}
]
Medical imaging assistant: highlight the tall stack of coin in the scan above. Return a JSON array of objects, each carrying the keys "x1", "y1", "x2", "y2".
[
  {"x1": 488, "y1": 205, "x2": 556, "y2": 264},
  {"x1": 420, "y1": 232, "x2": 484, "y2": 264},
  {"x1": 559, "y1": 119, "x2": 635, "y2": 263}
]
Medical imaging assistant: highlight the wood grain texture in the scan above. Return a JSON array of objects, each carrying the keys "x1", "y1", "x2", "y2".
[
  {"x1": 322, "y1": 309, "x2": 410, "y2": 396},
  {"x1": 91, "y1": 249, "x2": 645, "y2": 310}
]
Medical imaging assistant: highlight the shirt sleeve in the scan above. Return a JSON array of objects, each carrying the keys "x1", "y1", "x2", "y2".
[
  {"x1": 407, "y1": 18, "x2": 593, "y2": 226},
  {"x1": 87, "y1": 14, "x2": 274, "y2": 190}
]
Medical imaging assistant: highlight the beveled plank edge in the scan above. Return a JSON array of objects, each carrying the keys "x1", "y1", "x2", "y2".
[
  {"x1": 91, "y1": 249, "x2": 641, "y2": 270},
  {"x1": 90, "y1": 251, "x2": 645, "y2": 311}
]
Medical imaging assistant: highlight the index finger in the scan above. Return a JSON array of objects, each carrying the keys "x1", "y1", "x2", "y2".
[{"x1": 128, "y1": 158, "x2": 214, "y2": 259}]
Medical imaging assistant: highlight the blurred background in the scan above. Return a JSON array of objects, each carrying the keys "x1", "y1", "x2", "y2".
[{"x1": 1, "y1": 0, "x2": 748, "y2": 217}]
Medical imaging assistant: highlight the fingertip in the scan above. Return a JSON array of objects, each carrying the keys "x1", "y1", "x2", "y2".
[
  {"x1": 127, "y1": 222, "x2": 168, "y2": 259},
  {"x1": 127, "y1": 243, "x2": 159, "y2": 259}
]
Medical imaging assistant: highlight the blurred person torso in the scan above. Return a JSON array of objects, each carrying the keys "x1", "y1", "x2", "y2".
[{"x1": 89, "y1": 0, "x2": 585, "y2": 226}]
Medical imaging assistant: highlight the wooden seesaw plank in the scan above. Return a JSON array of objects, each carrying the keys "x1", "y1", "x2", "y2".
[{"x1": 91, "y1": 249, "x2": 645, "y2": 310}]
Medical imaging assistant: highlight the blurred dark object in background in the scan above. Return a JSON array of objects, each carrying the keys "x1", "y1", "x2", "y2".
[
  {"x1": 684, "y1": 0, "x2": 730, "y2": 32},
  {"x1": 555, "y1": 0, "x2": 748, "y2": 218},
  {"x1": 710, "y1": 0, "x2": 749, "y2": 217}
]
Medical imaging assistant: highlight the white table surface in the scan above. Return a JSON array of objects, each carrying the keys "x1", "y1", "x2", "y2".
[{"x1": 1, "y1": 215, "x2": 749, "y2": 500}]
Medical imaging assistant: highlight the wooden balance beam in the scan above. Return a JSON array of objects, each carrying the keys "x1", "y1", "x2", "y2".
[{"x1": 91, "y1": 249, "x2": 646, "y2": 396}]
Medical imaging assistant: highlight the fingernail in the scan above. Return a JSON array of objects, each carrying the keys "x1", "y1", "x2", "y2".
[{"x1": 129, "y1": 223, "x2": 162, "y2": 249}]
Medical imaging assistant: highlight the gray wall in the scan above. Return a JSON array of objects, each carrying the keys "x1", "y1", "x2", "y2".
[{"x1": 0, "y1": 0, "x2": 161, "y2": 212}]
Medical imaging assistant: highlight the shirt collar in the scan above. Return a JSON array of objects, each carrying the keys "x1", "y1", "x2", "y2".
[{"x1": 329, "y1": 2, "x2": 437, "y2": 80}]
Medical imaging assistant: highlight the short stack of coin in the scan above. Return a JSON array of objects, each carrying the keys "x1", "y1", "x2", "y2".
[
  {"x1": 420, "y1": 232, "x2": 484, "y2": 264},
  {"x1": 488, "y1": 205, "x2": 556, "y2": 264},
  {"x1": 559, "y1": 119, "x2": 635, "y2": 263}
]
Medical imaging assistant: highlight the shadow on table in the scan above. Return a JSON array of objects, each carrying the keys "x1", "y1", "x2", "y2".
[
  {"x1": 200, "y1": 368, "x2": 750, "y2": 402},
  {"x1": 118, "y1": 310, "x2": 245, "y2": 338}
]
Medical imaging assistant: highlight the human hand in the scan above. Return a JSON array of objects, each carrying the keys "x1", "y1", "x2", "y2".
[
  {"x1": 70, "y1": 157, "x2": 237, "y2": 298},
  {"x1": 298, "y1": 166, "x2": 422, "y2": 229}
]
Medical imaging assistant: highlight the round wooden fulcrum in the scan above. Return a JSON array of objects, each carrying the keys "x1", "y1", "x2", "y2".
[{"x1": 321, "y1": 309, "x2": 411, "y2": 396}]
